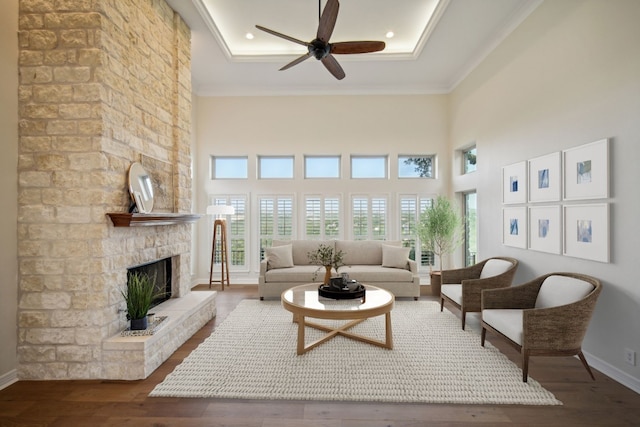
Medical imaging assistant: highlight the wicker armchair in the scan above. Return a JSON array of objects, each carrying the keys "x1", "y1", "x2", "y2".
[
  {"x1": 440, "y1": 257, "x2": 519, "y2": 329},
  {"x1": 481, "y1": 272, "x2": 602, "y2": 382}
]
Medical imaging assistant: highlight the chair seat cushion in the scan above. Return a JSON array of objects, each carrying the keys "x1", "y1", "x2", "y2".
[
  {"x1": 535, "y1": 275, "x2": 595, "y2": 308},
  {"x1": 482, "y1": 309, "x2": 524, "y2": 345},
  {"x1": 480, "y1": 259, "x2": 514, "y2": 278},
  {"x1": 441, "y1": 284, "x2": 462, "y2": 305}
]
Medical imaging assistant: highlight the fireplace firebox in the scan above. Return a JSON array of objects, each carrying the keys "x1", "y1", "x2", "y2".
[{"x1": 127, "y1": 258, "x2": 172, "y2": 309}]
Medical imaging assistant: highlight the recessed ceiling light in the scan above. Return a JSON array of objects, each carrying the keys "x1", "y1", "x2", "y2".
[
  {"x1": 385, "y1": 31, "x2": 394, "y2": 39},
  {"x1": 245, "y1": 32, "x2": 254, "y2": 40}
]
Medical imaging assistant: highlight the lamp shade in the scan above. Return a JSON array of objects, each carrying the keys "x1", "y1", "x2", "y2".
[{"x1": 207, "y1": 205, "x2": 235, "y2": 215}]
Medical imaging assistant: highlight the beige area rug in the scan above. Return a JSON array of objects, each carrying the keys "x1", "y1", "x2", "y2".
[{"x1": 150, "y1": 300, "x2": 561, "y2": 405}]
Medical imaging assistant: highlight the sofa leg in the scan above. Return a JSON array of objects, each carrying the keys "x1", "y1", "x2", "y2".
[
  {"x1": 414, "y1": 296, "x2": 418, "y2": 301},
  {"x1": 260, "y1": 296, "x2": 264, "y2": 301}
]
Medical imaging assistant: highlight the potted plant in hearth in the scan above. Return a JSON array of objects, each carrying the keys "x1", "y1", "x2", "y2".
[
  {"x1": 121, "y1": 271, "x2": 160, "y2": 331},
  {"x1": 416, "y1": 196, "x2": 464, "y2": 296},
  {"x1": 308, "y1": 244, "x2": 345, "y2": 285}
]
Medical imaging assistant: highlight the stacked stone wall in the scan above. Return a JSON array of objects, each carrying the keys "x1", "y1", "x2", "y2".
[{"x1": 17, "y1": 0, "x2": 193, "y2": 379}]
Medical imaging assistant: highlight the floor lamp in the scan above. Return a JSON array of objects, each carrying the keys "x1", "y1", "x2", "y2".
[{"x1": 207, "y1": 205, "x2": 235, "y2": 290}]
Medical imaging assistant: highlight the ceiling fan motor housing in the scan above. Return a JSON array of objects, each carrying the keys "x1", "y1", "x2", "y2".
[{"x1": 309, "y1": 39, "x2": 331, "y2": 60}]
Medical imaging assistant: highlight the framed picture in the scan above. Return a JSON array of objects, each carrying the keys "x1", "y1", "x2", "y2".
[
  {"x1": 503, "y1": 207, "x2": 527, "y2": 248},
  {"x1": 528, "y1": 152, "x2": 561, "y2": 202},
  {"x1": 502, "y1": 161, "x2": 527, "y2": 204},
  {"x1": 563, "y1": 139, "x2": 609, "y2": 200},
  {"x1": 563, "y1": 204, "x2": 609, "y2": 262},
  {"x1": 528, "y1": 205, "x2": 561, "y2": 254}
]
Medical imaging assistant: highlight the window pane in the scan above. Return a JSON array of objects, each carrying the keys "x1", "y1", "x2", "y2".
[
  {"x1": 324, "y1": 197, "x2": 340, "y2": 237},
  {"x1": 212, "y1": 156, "x2": 247, "y2": 179},
  {"x1": 464, "y1": 147, "x2": 477, "y2": 174},
  {"x1": 259, "y1": 156, "x2": 294, "y2": 179},
  {"x1": 351, "y1": 156, "x2": 387, "y2": 178},
  {"x1": 352, "y1": 198, "x2": 368, "y2": 239},
  {"x1": 399, "y1": 155, "x2": 434, "y2": 178},
  {"x1": 305, "y1": 156, "x2": 340, "y2": 178},
  {"x1": 305, "y1": 198, "x2": 321, "y2": 237}
]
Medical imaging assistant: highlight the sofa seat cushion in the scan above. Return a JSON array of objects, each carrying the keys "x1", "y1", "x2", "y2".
[
  {"x1": 482, "y1": 309, "x2": 524, "y2": 345},
  {"x1": 480, "y1": 259, "x2": 514, "y2": 279},
  {"x1": 337, "y1": 265, "x2": 412, "y2": 282},
  {"x1": 264, "y1": 265, "x2": 332, "y2": 283},
  {"x1": 535, "y1": 275, "x2": 595, "y2": 309},
  {"x1": 441, "y1": 284, "x2": 462, "y2": 304}
]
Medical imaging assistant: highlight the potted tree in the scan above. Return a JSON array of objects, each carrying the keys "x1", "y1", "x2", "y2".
[
  {"x1": 308, "y1": 244, "x2": 345, "y2": 285},
  {"x1": 121, "y1": 271, "x2": 159, "y2": 330},
  {"x1": 417, "y1": 196, "x2": 464, "y2": 296}
]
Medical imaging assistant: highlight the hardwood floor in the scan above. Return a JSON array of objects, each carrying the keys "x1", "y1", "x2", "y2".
[{"x1": 1, "y1": 284, "x2": 639, "y2": 426}]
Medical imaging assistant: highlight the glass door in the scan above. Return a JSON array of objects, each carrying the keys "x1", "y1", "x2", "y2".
[{"x1": 463, "y1": 192, "x2": 477, "y2": 266}]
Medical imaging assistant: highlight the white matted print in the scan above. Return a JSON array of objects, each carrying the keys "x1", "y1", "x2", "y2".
[
  {"x1": 528, "y1": 152, "x2": 561, "y2": 202},
  {"x1": 528, "y1": 205, "x2": 561, "y2": 254},
  {"x1": 563, "y1": 204, "x2": 609, "y2": 263},
  {"x1": 503, "y1": 207, "x2": 527, "y2": 248},
  {"x1": 502, "y1": 161, "x2": 527, "y2": 204},
  {"x1": 563, "y1": 139, "x2": 609, "y2": 200}
]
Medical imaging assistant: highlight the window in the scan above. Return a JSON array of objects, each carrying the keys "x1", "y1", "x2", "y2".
[
  {"x1": 258, "y1": 196, "x2": 294, "y2": 259},
  {"x1": 400, "y1": 196, "x2": 434, "y2": 268},
  {"x1": 211, "y1": 156, "x2": 248, "y2": 179},
  {"x1": 258, "y1": 156, "x2": 294, "y2": 179},
  {"x1": 463, "y1": 146, "x2": 477, "y2": 174},
  {"x1": 210, "y1": 196, "x2": 247, "y2": 269},
  {"x1": 352, "y1": 196, "x2": 387, "y2": 240},
  {"x1": 305, "y1": 156, "x2": 340, "y2": 178},
  {"x1": 304, "y1": 196, "x2": 341, "y2": 239},
  {"x1": 351, "y1": 155, "x2": 387, "y2": 179},
  {"x1": 398, "y1": 155, "x2": 435, "y2": 178},
  {"x1": 463, "y1": 192, "x2": 477, "y2": 266}
]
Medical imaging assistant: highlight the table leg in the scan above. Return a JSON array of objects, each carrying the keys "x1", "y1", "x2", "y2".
[
  {"x1": 296, "y1": 315, "x2": 305, "y2": 355},
  {"x1": 385, "y1": 312, "x2": 393, "y2": 349}
]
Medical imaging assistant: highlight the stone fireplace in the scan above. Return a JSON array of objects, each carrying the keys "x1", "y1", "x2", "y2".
[{"x1": 16, "y1": 0, "x2": 215, "y2": 380}]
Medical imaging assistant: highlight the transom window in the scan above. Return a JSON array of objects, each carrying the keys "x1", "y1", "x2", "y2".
[
  {"x1": 258, "y1": 156, "x2": 294, "y2": 179},
  {"x1": 351, "y1": 155, "x2": 387, "y2": 179},
  {"x1": 305, "y1": 156, "x2": 340, "y2": 178},
  {"x1": 211, "y1": 156, "x2": 248, "y2": 179},
  {"x1": 463, "y1": 146, "x2": 477, "y2": 174},
  {"x1": 398, "y1": 155, "x2": 435, "y2": 178}
]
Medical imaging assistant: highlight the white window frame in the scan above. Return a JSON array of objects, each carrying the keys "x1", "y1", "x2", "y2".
[
  {"x1": 303, "y1": 194, "x2": 342, "y2": 239},
  {"x1": 304, "y1": 155, "x2": 341, "y2": 179},
  {"x1": 258, "y1": 155, "x2": 294, "y2": 179},
  {"x1": 350, "y1": 155, "x2": 388, "y2": 179},
  {"x1": 350, "y1": 195, "x2": 388, "y2": 240},
  {"x1": 211, "y1": 156, "x2": 248, "y2": 179},
  {"x1": 398, "y1": 155, "x2": 435, "y2": 178}
]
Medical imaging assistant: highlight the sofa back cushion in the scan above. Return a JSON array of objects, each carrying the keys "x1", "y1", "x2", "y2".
[
  {"x1": 273, "y1": 240, "x2": 335, "y2": 265},
  {"x1": 336, "y1": 240, "x2": 401, "y2": 265},
  {"x1": 480, "y1": 259, "x2": 514, "y2": 279},
  {"x1": 535, "y1": 275, "x2": 595, "y2": 309},
  {"x1": 381, "y1": 244, "x2": 410, "y2": 269}
]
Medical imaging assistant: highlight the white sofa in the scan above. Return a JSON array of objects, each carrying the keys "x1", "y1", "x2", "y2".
[{"x1": 258, "y1": 239, "x2": 420, "y2": 300}]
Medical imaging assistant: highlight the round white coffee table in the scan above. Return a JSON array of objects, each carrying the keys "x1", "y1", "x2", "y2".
[{"x1": 281, "y1": 283, "x2": 394, "y2": 355}]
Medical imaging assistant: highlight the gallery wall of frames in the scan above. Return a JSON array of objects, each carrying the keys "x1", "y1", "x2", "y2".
[{"x1": 502, "y1": 138, "x2": 610, "y2": 263}]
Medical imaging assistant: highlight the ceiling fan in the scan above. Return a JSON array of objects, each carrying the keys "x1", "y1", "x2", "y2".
[{"x1": 255, "y1": 0, "x2": 385, "y2": 80}]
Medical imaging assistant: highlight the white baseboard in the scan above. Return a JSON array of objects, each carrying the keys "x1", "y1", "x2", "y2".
[
  {"x1": 584, "y1": 351, "x2": 640, "y2": 394},
  {"x1": 0, "y1": 369, "x2": 18, "y2": 391}
]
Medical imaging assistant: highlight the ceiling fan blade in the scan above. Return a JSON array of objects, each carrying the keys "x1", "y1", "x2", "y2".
[
  {"x1": 331, "y1": 41, "x2": 386, "y2": 55},
  {"x1": 321, "y1": 54, "x2": 345, "y2": 80},
  {"x1": 255, "y1": 25, "x2": 308, "y2": 47},
  {"x1": 279, "y1": 53, "x2": 313, "y2": 71},
  {"x1": 317, "y1": 0, "x2": 339, "y2": 42}
]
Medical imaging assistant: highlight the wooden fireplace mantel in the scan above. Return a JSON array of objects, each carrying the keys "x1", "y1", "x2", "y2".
[{"x1": 106, "y1": 212, "x2": 202, "y2": 227}]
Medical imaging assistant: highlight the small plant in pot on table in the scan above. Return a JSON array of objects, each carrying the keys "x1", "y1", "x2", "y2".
[
  {"x1": 307, "y1": 244, "x2": 345, "y2": 286},
  {"x1": 121, "y1": 271, "x2": 161, "y2": 331}
]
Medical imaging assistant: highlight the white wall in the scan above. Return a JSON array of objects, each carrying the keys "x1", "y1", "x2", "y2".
[
  {"x1": 0, "y1": 0, "x2": 19, "y2": 388},
  {"x1": 450, "y1": 0, "x2": 640, "y2": 390},
  {"x1": 193, "y1": 95, "x2": 450, "y2": 279}
]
